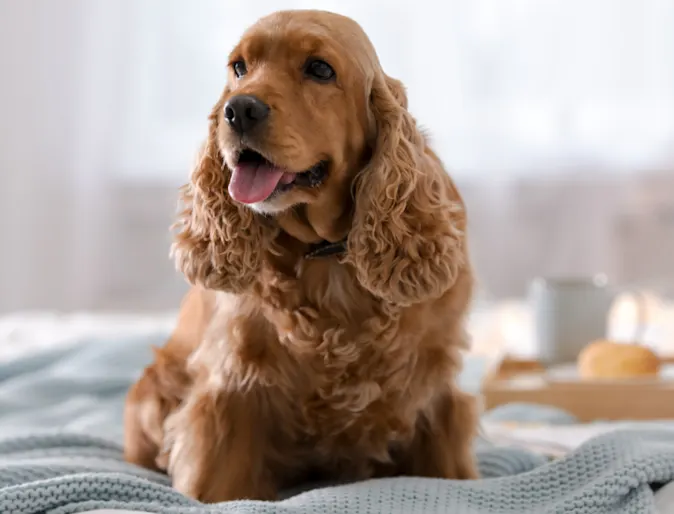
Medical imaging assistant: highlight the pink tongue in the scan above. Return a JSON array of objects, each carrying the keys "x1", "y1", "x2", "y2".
[{"x1": 229, "y1": 163, "x2": 285, "y2": 204}]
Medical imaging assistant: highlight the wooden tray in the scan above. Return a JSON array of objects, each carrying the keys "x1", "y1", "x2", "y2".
[{"x1": 481, "y1": 356, "x2": 674, "y2": 421}]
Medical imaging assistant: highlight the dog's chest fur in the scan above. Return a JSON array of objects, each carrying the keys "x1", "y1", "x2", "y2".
[{"x1": 259, "y1": 257, "x2": 447, "y2": 462}]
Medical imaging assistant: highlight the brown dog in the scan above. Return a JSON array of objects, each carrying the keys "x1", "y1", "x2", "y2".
[{"x1": 124, "y1": 9, "x2": 479, "y2": 502}]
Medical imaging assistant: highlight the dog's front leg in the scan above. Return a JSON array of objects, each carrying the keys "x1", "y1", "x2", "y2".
[
  {"x1": 165, "y1": 384, "x2": 277, "y2": 502},
  {"x1": 401, "y1": 388, "x2": 480, "y2": 480}
]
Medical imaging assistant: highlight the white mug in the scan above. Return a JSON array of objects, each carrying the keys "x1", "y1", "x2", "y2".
[{"x1": 529, "y1": 275, "x2": 616, "y2": 365}]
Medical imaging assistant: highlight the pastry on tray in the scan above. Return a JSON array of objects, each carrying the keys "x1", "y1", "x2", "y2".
[{"x1": 577, "y1": 339, "x2": 661, "y2": 379}]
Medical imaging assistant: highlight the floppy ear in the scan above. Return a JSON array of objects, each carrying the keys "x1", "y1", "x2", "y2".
[
  {"x1": 172, "y1": 99, "x2": 272, "y2": 293},
  {"x1": 348, "y1": 74, "x2": 466, "y2": 306}
]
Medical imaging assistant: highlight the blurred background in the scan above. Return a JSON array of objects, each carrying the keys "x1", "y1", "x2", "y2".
[{"x1": 1, "y1": 0, "x2": 673, "y2": 313}]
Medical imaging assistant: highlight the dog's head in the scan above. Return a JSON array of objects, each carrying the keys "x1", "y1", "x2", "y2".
[
  {"x1": 216, "y1": 11, "x2": 379, "y2": 239},
  {"x1": 175, "y1": 10, "x2": 465, "y2": 305}
]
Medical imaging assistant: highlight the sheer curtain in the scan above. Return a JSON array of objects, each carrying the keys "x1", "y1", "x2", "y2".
[
  {"x1": 1, "y1": 0, "x2": 673, "y2": 311},
  {"x1": 0, "y1": 0, "x2": 135, "y2": 310}
]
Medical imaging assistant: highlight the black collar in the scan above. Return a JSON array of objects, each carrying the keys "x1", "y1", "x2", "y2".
[{"x1": 304, "y1": 238, "x2": 348, "y2": 259}]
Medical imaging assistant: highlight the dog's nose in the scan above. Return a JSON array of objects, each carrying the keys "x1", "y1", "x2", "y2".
[{"x1": 224, "y1": 95, "x2": 270, "y2": 134}]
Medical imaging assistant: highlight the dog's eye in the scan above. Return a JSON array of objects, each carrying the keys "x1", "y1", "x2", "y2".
[
  {"x1": 232, "y1": 60, "x2": 247, "y2": 78},
  {"x1": 305, "y1": 59, "x2": 335, "y2": 82}
]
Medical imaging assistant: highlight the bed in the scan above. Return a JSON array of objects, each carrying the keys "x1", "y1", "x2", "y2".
[{"x1": 1, "y1": 312, "x2": 674, "y2": 514}]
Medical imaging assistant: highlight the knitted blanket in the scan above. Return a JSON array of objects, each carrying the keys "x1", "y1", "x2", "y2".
[
  {"x1": 0, "y1": 316, "x2": 672, "y2": 513},
  {"x1": 1, "y1": 429, "x2": 673, "y2": 514}
]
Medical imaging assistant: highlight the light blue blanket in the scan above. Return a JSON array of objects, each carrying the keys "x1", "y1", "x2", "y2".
[{"x1": 0, "y1": 331, "x2": 673, "y2": 513}]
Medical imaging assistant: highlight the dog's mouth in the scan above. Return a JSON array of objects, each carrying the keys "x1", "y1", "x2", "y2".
[{"x1": 228, "y1": 149, "x2": 328, "y2": 205}]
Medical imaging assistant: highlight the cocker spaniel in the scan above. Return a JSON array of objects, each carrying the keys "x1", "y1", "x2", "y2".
[{"x1": 124, "y1": 9, "x2": 479, "y2": 502}]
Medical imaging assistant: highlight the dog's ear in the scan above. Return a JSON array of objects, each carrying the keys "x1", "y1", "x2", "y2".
[
  {"x1": 347, "y1": 73, "x2": 466, "y2": 306},
  {"x1": 172, "y1": 95, "x2": 273, "y2": 292}
]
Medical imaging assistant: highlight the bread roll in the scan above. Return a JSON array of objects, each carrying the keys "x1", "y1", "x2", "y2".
[{"x1": 577, "y1": 340, "x2": 660, "y2": 379}]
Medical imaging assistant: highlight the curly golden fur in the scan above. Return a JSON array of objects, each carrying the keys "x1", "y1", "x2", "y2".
[{"x1": 124, "y1": 9, "x2": 479, "y2": 502}]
